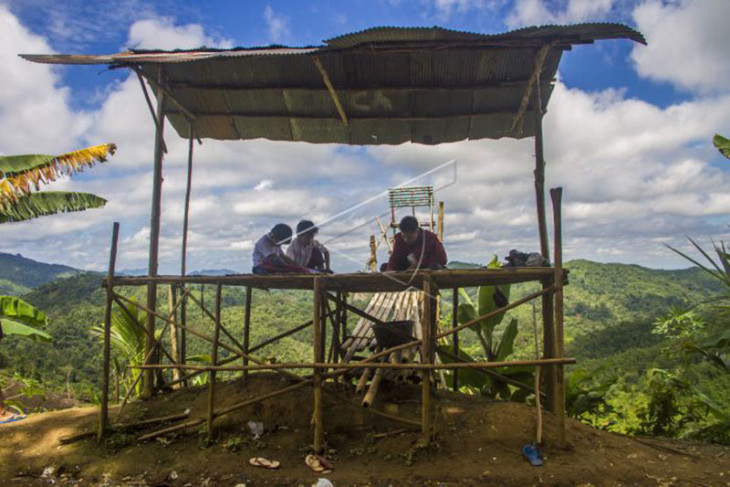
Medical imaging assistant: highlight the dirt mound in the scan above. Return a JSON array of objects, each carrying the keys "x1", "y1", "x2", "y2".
[{"x1": 1, "y1": 374, "x2": 727, "y2": 486}]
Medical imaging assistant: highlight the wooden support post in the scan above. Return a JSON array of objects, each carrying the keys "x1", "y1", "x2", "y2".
[
  {"x1": 369, "y1": 235, "x2": 377, "y2": 272},
  {"x1": 437, "y1": 201, "x2": 445, "y2": 242},
  {"x1": 168, "y1": 285, "x2": 181, "y2": 385},
  {"x1": 533, "y1": 58, "x2": 550, "y2": 263},
  {"x1": 243, "y1": 286, "x2": 252, "y2": 380},
  {"x1": 452, "y1": 288, "x2": 459, "y2": 391},
  {"x1": 312, "y1": 278, "x2": 324, "y2": 453},
  {"x1": 98, "y1": 222, "x2": 119, "y2": 441},
  {"x1": 144, "y1": 68, "x2": 167, "y2": 399},
  {"x1": 207, "y1": 284, "x2": 222, "y2": 437},
  {"x1": 542, "y1": 282, "x2": 555, "y2": 412},
  {"x1": 551, "y1": 187, "x2": 566, "y2": 446},
  {"x1": 179, "y1": 123, "x2": 194, "y2": 384},
  {"x1": 420, "y1": 279, "x2": 434, "y2": 444}
]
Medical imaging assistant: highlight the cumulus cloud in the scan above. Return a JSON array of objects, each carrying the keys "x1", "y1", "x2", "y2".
[
  {"x1": 263, "y1": 5, "x2": 290, "y2": 43},
  {"x1": 505, "y1": 0, "x2": 616, "y2": 27},
  {"x1": 3, "y1": 4, "x2": 730, "y2": 273},
  {"x1": 630, "y1": 0, "x2": 730, "y2": 94},
  {"x1": 428, "y1": 0, "x2": 504, "y2": 20},
  {"x1": 0, "y1": 4, "x2": 91, "y2": 154},
  {"x1": 127, "y1": 17, "x2": 234, "y2": 50}
]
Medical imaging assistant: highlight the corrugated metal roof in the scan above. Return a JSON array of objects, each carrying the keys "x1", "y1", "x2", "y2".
[
  {"x1": 20, "y1": 24, "x2": 645, "y2": 145},
  {"x1": 325, "y1": 23, "x2": 646, "y2": 47}
]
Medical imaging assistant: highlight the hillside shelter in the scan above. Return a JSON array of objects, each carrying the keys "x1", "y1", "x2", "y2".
[{"x1": 22, "y1": 24, "x2": 646, "y2": 451}]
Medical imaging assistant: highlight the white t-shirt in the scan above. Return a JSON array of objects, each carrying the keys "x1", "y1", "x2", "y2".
[{"x1": 252, "y1": 234, "x2": 283, "y2": 268}]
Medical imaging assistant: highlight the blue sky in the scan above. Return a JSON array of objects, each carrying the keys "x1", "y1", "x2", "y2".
[{"x1": 1, "y1": 0, "x2": 729, "y2": 273}]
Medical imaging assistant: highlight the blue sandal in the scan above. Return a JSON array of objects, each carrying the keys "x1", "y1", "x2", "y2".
[
  {"x1": 0, "y1": 406, "x2": 26, "y2": 425},
  {"x1": 522, "y1": 443, "x2": 543, "y2": 466}
]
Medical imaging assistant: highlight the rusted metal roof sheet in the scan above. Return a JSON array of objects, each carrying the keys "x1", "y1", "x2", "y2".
[
  {"x1": 325, "y1": 23, "x2": 646, "y2": 47},
  {"x1": 20, "y1": 24, "x2": 644, "y2": 145}
]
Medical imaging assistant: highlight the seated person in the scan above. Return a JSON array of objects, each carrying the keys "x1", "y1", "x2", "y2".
[
  {"x1": 287, "y1": 220, "x2": 331, "y2": 272},
  {"x1": 385, "y1": 216, "x2": 447, "y2": 271},
  {"x1": 252, "y1": 223, "x2": 309, "y2": 274}
]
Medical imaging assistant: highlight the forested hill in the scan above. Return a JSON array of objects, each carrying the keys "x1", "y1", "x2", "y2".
[
  {"x1": 0, "y1": 252, "x2": 83, "y2": 296},
  {"x1": 563, "y1": 259, "x2": 723, "y2": 325},
  {"x1": 0, "y1": 258, "x2": 723, "y2": 401}
]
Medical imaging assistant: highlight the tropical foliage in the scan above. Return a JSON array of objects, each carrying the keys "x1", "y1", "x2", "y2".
[
  {"x1": 0, "y1": 296, "x2": 51, "y2": 343},
  {"x1": 0, "y1": 143, "x2": 114, "y2": 222},
  {"x1": 90, "y1": 299, "x2": 147, "y2": 399},
  {"x1": 714, "y1": 133, "x2": 730, "y2": 159}
]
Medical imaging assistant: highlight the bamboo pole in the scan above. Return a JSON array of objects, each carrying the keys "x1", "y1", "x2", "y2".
[
  {"x1": 533, "y1": 46, "x2": 550, "y2": 262},
  {"x1": 312, "y1": 277, "x2": 324, "y2": 453},
  {"x1": 369, "y1": 235, "x2": 377, "y2": 272},
  {"x1": 243, "y1": 286, "x2": 252, "y2": 380},
  {"x1": 206, "y1": 283, "x2": 222, "y2": 436},
  {"x1": 132, "y1": 357, "x2": 577, "y2": 372},
  {"x1": 144, "y1": 68, "x2": 167, "y2": 399},
  {"x1": 452, "y1": 289, "x2": 459, "y2": 391},
  {"x1": 437, "y1": 201, "x2": 444, "y2": 242},
  {"x1": 167, "y1": 285, "x2": 181, "y2": 384},
  {"x1": 179, "y1": 123, "x2": 195, "y2": 384},
  {"x1": 551, "y1": 187, "x2": 566, "y2": 446},
  {"x1": 98, "y1": 222, "x2": 119, "y2": 441},
  {"x1": 420, "y1": 278, "x2": 433, "y2": 444}
]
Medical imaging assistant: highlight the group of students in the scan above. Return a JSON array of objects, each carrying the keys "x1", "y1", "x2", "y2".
[{"x1": 251, "y1": 216, "x2": 447, "y2": 274}]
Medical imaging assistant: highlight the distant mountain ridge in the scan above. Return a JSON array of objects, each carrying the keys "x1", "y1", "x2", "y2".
[{"x1": 0, "y1": 252, "x2": 83, "y2": 295}]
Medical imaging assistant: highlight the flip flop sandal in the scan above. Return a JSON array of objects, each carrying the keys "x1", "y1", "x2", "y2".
[
  {"x1": 522, "y1": 443, "x2": 543, "y2": 467},
  {"x1": 249, "y1": 457, "x2": 281, "y2": 469},
  {"x1": 305, "y1": 454, "x2": 326, "y2": 473},
  {"x1": 0, "y1": 406, "x2": 26, "y2": 425},
  {"x1": 316, "y1": 454, "x2": 334, "y2": 471}
]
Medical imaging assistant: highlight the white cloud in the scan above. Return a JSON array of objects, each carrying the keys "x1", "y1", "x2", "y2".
[
  {"x1": 127, "y1": 17, "x2": 234, "y2": 50},
  {"x1": 263, "y1": 5, "x2": 290, "y2": 43},
  {"x1": 428, "y1": 0, "x2": 504, "y2": 20},
  {"x1": 3, "y1": 5, "x2": 730, "y2": 273},
  {"x1": 505, "y1": 0, "x2": 615, "y2": 27},
  {"x1": 631, "y1": 0, "x2": 730, "y2": 94},
  {"x1": 0, "y1": 4, "x2": 91, "y2": 154}
]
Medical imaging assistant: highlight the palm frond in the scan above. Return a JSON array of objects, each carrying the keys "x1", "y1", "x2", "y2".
[
  {"x1": 0, "y1": 191, "x2": 106, "y2": 223},
  {"x1": 0, "y1": 143, "x2": 115, "y2": 205}
]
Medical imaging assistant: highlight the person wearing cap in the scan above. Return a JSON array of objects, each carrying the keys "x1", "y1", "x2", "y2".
[
  {"x1": 286, "y1": 220, "x2": 331, "y2": 272},
  {"x1": 252, "y1": 223, "x2": 308, "y2": 274},
  {"x1": 385, "y1": 216, "x2": 447, "y2": 271}
]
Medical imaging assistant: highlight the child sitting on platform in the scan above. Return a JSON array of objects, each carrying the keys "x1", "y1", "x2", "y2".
[
  {"x1": 252, "y1": 223, "x2": 310, "y2": 274},
  {"x1": 287, "y1": 220, "x2": 331, "y2": 272}
]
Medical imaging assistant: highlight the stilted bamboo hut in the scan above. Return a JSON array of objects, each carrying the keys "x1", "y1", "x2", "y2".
[{"x1": 22, "y1": 24, "x2": 645, "y2": 450}]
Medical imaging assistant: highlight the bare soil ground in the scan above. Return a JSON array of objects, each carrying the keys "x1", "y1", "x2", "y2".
[{"x1": 1, "y1": 374, "x2": 728, "y2": 486}]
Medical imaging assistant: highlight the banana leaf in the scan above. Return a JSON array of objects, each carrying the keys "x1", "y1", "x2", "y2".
[
  {"x1": 0, "y1": 191, "x2": 106, "y2": 223},
  {"x1": 0, "y1": 295, "x2": 49, "y2": 328},
  {"x1": 495, "y1": 319, "x2": 519, "y2": 362},
  {"x1": 1, "y1": 319, "x2": 52, "y2": 342},
  {"x1": 714, "y1": 134, "x2": 730, "y2": 159},
  {"x1": 0, "y1": 143, "x2": 115, "y2": 204},
  {"x1": 436, "y1": 345, "x2": 489, "y2": 391}
]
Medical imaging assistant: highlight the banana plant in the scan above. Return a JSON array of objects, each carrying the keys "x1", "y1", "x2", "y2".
[
  {"x1": 714, "y1": 134, "x2": 730, "y2": 159},
  {"x1": 0, "y1": 143, "x2": 115, "y2": 222},
  {"x1": 437, "y1": 256, "x2": 534, "y2": 401},
  {"x1": 455, "y1": 255, "x2": 513, "y2": 361},
  {"x1": 0, "y1": 296, "x2": 52, "y2": 418}
]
